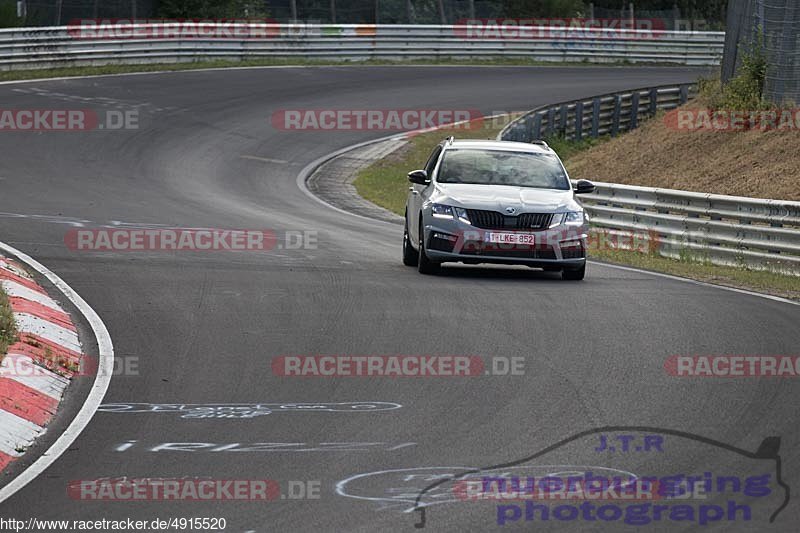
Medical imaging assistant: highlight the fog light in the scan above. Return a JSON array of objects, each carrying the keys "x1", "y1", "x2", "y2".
[
  {"x1": 560, "y1": 239, "x2": 585, "y2": 259},
  {"x1": 429, "y1": 232, "x2": 459, "y2": 253},
  {"x1": 433, "y1": 232, "x2": 458, "y2": 242}
]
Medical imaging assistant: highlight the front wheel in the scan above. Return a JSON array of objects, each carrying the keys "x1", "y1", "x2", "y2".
[
  {"x1": 418, "y1": 221, "x2": 440, "y2": 275},
  {"x1": 402, "y1": 216, "x2": 419, "y2": 266},
  {"x1": 562, "y1": 264, "x2": 586, "y2": 281}
]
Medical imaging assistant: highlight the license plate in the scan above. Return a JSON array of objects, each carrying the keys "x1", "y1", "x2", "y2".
[{"x1": 484, "y1": 232, "x2": 535, "y2": 245}]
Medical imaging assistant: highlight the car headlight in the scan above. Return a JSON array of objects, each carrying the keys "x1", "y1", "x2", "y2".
[
  {"x1": 431, "y1": 204, "x2": 471, "y2": 224},
  {"x1": 432, "y1": 203, "x2": 454, "y2": 219},
  {"x1": 564, "y1": 211, "x2": 584, "y2": 226},
  {"x1": 549, "y1": 211, "x2": 585, "y2": 228}
]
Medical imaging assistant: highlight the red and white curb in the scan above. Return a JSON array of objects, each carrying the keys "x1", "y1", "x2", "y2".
[
  {"x1": 0, "y1": 255, "x2": 86, "y2": 473},
  {"x1": 0, "y1": 242, "x2": 111, "y2": 504}
]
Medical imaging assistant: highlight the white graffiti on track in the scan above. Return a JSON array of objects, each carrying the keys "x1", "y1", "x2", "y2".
[
  {"x1": 98, "y1": 402, "x2": 403, "y2": 419},
  {"x1": 336, "y1": 465, "x2": 637, "y2": 512},
  {"x1": 113, "y1": 441, "x2": 417, "y2": 453}
]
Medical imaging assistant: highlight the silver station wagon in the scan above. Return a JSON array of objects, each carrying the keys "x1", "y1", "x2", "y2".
[{"x1": 402, "y1": 138, "x2": 595, "y2": 279}]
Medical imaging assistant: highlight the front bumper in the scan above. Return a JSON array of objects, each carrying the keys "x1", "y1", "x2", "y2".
[{"x1": 422, "y1": 219, "x2": 588, "y2": 269}]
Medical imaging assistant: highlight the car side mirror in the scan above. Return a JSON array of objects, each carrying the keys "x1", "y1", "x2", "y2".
[
  {"x1": 573, "y1": 179, "x2": 596, "y2": 194},
  {"x1": 407, "y1": 169, "x2": 430, "y2": 185}
]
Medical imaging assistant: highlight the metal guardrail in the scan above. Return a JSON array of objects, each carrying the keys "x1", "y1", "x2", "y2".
[
  {"x1": 576, "y1": 182, "x2": 800, "y2": 275},
  {"x1": 0, "y1": 23, "x2": 725, "y2": 71},
  {"x1": 499, "y1": 83, "x2": 697, "y2": 142},
  {"x1": 498, "y1": 87, "x2": 800, "y2": 275}
]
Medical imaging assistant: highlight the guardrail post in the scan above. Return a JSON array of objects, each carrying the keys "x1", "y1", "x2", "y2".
[
  {"x1": 546, "y1": 107, "x2": 555, "y2": 137},
  {"x1": 509, "y1": 122, "x2": 525, "y2": 142},
  {"x1": 611, "y1": 95, "x2": 622, "y2": 137},
  {"x1": 709, "y1": 212, "x2": 723, "y2": 248},
  {"x1": 532, "y1": 113, "x2": 543, "y2": 140},
  {"x1": 649, "y1": 87, "x2": 658, "y2": 116},
  {"x1": 630, "y1": 91, "x2": 640, "y2": 130},
  {"x1": 575, "y1": 102, "x2": 584, "y2": 141},
  {"x1": 523, "y1": 114, "x2": 534, "y2": 142},
  {"x1": 679, "y1": 84, "x2": 689, "y2": 104},
  {"x1": 559, "y1": 105, "x2": 568, "y2": 138},
  {"x1": 591, "y1": 98, "x2": 600, "y2": 138}
]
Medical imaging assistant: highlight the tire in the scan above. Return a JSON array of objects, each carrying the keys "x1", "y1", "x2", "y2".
[
  {"x1": 417, "y1": 220, "x2": 440, "y2": 275},
  {"x1": 402, "y1": 216, "x2": 419, "y2": 266},
  {"x1": 562, "y1": 264, "x2": 586, "y2": 280}
]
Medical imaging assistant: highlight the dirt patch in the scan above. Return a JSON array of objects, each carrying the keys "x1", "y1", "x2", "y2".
[{"x1": 565, "y1": 102, "x2": 800, "y2": 201}]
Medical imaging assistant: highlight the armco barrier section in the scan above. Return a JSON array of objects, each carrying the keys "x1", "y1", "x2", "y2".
[
  {"x1": 499, "y1": 84, "x2": 697, "y2": 142},
  {"x1": 578, "y1": 182, "x2": 800, "y2": 275},
  {"x1": 0, "y1": 24, "x2": 724, "y2": 71}
]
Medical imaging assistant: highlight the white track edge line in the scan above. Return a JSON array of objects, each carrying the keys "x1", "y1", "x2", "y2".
[
  {"x1": 588, "y1": 260, "x2": 799, "y2": 306},
  {"x1": 296, "y1": 133, "x2": 408, "y2": 225},
  {"x1": 0, "y1": 241, "x2": 114, "y2": 504}
]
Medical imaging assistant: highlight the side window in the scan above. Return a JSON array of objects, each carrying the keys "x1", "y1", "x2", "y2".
[{"x1": 424, "y1": 146, "x2": 443, "y2": 178}]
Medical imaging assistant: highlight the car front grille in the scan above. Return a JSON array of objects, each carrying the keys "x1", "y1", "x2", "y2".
[
  {"x1": 460, "y1": 242, "x2": 557, "y2": 259},
  {"x1": 466, "y1": 209, "x2": 553, "y2": 230}
]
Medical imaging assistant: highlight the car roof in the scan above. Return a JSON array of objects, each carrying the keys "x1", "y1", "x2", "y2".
[{"x1": 442, "y1": 139, "x2": 553, "y2": 155}]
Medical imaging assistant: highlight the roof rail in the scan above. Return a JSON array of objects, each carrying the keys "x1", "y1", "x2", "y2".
[
  {"x1": 531, "y1": 140, "x2": 549, "y2": 148},
  {"x1": 445, "y1": 135, "x2": 455, "y2": 145}
]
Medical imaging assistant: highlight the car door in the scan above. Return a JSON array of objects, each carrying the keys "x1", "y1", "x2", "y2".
[{"x1": 408, "y1": 145, "x2": 442, "y2": 245}]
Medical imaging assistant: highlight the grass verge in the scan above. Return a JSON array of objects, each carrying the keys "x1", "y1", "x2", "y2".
[
  {"x1": 0, "y1": 57, "x2": 670, "y2": 83},
  {"x1": 0, "y1": 284, "x2": 17, "y2": 359}
]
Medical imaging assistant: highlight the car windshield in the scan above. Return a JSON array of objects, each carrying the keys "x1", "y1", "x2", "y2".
[{"x1": 436, "y1": 148, "x2": 570, "y2": 190}]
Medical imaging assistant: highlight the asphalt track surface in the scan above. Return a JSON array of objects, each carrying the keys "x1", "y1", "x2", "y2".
[{"x1": 0, "y1": 66, "x2": 798, "y2": 532}]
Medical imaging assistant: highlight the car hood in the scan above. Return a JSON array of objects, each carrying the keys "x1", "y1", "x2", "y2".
[{"x1": 432, "y1": 183, "x2": 577, "y2": 212}]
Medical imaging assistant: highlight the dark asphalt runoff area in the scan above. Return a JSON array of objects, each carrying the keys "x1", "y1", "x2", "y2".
[{"x1": 0, "y1": 66, "x2": 798, "y2": 532}]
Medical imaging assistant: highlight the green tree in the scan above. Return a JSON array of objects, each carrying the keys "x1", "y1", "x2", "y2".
[
  {"x1": 503, "y1": 0, "x2": 587, "y2": 17},
  {"x1": 0, "y1": 0, "x2": 24, "y2": 27},
  {"x1": 157, "y1": 0, "x2": 269, "y2": 18}
]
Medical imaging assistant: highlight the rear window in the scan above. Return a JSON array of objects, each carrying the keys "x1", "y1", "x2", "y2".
[{"x1": 437, "y1": 148, "x2": 570, "y2": 190}]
